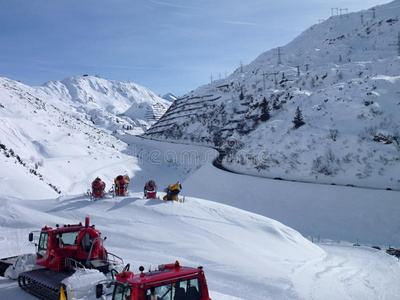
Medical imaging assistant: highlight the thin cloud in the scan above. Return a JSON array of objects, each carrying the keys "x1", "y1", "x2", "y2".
[
  {"x1": 147, "y1": 0, "x2": 196, "y2": 10},
  {"x1": 224, "y1": 21, "x2": 257, "y2": 26}
]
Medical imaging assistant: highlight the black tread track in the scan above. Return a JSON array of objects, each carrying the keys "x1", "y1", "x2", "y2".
[{"x1": 18, "y1": 268, "x2": 73, "y2": 300}]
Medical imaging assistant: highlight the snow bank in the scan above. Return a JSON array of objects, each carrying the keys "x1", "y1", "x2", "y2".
[
  {"x1": 62, "y1": 269, "x2": 107, "y2": 300},
  {"x1": 4, "y1": 254, "x2": 37, "y2": 280}
]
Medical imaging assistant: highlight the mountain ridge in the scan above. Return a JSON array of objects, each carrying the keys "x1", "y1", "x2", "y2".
[
  {"x1": 40, "y1": 75, "x2": 171, "y2": 134},
  {"x1": 144, "y1": 0, "x2": 400, "y2": 189}
]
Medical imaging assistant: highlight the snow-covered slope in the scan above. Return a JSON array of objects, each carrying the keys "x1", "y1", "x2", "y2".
[
  {"x1": 41, "y1": 75, "x2": 171, "y2": 133},
  {"x1": 144, "y1": 0, "x2": 400, "y2": 189},
  {"x1": 1, "y1": 136, "x2": 400, "y2": 300},
  {"x1": 0, "y1": 77, "x2": 138, "y2": 198}
]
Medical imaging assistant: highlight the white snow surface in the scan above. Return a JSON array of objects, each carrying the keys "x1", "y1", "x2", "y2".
[{"x1": 0, "y1": 136, "x2": 399, "y2": 299}]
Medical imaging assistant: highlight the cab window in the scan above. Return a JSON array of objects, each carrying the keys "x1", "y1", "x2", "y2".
[
  {"x1": 58, "y1": 231, "x2": 79, "y2": 246},
  {"x1": 145, "y1": 278, "x2": 201, "y2": 300},
  {"x1": 38, "y1": 232, "x2": 48, "y2": 257},
  {"x1": 113, "y1": 283, "x2": 131, "y2": 300}
]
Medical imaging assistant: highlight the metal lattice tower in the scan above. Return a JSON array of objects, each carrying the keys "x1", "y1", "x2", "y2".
[
  {"x1": 389, "y1": 32, "x2": 400, "y2": 57},
  {"x1": 263, "y1": 71, "x2": 279, "y2": 90},
  {"x1": 340, "y1": 8, "x2": 348, "y2": 19},
  {"x1": 275, "y1": 47, "x2": 284, "y2": 65}
]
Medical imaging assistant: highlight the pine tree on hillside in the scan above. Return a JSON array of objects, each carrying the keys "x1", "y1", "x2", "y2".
[
  {"x1": 272, "y1": 97, "x2": 280, "y2": 110},
  {"x1": 260, "y1": 97, "x2": 271, "y2": 122},
  {"x1": 239, "y1": 87, "x2": 244, "y2": 100},
  {"x1": 293, "y1": 107, "x2": 305, "y2": 129}
]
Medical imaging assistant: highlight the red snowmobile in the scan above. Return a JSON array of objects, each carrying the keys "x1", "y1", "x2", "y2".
[
  {"x1": 114, "y1": 175, "x2": 130, "y2": 196},
  {"x1": 91, "y1": 177, "x2": 106, "y2": 199},
  {"x1": 144, "y1": 180, "x2": 157, "y2": 199}
]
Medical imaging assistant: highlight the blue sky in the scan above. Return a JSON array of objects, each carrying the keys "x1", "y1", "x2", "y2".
[{"x1": 0, "y1": 0, "x2": 392, "y2": 96}]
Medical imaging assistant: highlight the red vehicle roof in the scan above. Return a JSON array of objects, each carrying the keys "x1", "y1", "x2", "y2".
[{"x1": 127, "y1": 264, "x2": 203, "y2": 288}]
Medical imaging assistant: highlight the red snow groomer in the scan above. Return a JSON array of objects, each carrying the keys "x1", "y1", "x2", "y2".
[
  {"x1": 92, "y1": 177, "x2": 106, "y2": 198},
  {"x1": 96, "y1": 261, "x2": 212, "y2": 300},
  {"x1": 114, "y1": 175, "x2": 130, "y2": 196},
  {"x1": 144, "y1": 180, "x2": 157, "y2": 199},
  {"x1": 16, "y1": 216, "x2": 123, "y2": 300}
]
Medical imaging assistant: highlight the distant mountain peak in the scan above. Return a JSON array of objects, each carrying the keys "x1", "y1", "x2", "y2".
[
  {"x1": 41, "y1": 76, "x2": 171, "y2": 134},
  {"x1": 162, "y1": 93, "x2": 178, "y2": 102}
]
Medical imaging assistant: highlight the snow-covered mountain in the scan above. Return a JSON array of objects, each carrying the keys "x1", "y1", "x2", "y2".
[
  {"x1": 144, "y1": 0, "x2": 400, "y2": 190},
  {"x1": 41, "y1": 75, "x2": 171, "y2": 134},
  {"x1": 162, "y1": 93, "x2": 178, "y2": 102},
  {"x1": 0, "y1": 74, "x2": 173, "y2": 197},
  {"x1": 0, "y1": 76, "x2": 139, "y2": 198}
]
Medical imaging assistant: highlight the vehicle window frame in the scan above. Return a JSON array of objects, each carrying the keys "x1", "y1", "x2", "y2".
[
  {"x1": 38, "y1": 232, "x2": 48, "y2": 257},
  {"x1": 145, "y1": 277, "x2": 202, "y2": 300},
  {"x1": 113, "y1": 282, "x2": 131, "y2": 300},
  {"x1": 57, "y1": 231, "x2": 79, "y2": 246}
]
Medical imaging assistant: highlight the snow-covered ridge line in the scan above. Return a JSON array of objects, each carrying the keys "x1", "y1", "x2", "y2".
[
  {"x1": 40, "y1": 75, "x2": 171, "y2": 134},
  {"x1": 145, "y1": 0, "x2": 400, "y2": 189}
]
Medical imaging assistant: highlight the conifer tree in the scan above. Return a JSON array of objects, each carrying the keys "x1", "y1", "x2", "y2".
[
  {"x1": 260, "y1": 97, "x2": 271, "y2": 122},
  {"x1": 239, "y1": 87, "x2": 244, "y2": 100},
  {"x1": 293, "y1": 107, "x2": 305, "y2": 129},
  {"x1": 272, "y1": 97, "x2": 280, "y2": 110}
]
